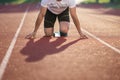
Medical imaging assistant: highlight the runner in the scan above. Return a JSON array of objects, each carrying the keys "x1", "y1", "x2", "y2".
[{"x1": 26, "y1": 0, "x2": 87, "y2": 38}]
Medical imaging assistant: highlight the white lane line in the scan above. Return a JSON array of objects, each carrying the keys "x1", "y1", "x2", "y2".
[
  {"x1": 0, "y1": 7, "x2": 29, "y2": 80},
  {"x1": 82, "y1": 28, "x2": 120, "y2": 54},
  {"x1": 72, "y1": 23, "x2": 120, "y2": 54}
]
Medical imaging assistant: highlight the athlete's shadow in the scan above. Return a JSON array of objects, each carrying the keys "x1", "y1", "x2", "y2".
[{"x1": 20, "y1": 36, "x2": 81, "y2": 62}]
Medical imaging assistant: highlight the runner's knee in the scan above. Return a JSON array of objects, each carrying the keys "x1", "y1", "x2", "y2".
[
  {"x1": 60, "y1": 31, "x2": 68, "y2": 37},
  {"x1": 44, "y1": 28, "x2": 53, "y2": 37}
]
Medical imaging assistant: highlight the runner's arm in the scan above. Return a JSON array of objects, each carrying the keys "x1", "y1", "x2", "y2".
[
  {"x1": 70, "y1": 7, "x2": 87, "y2": 38},
  {"x1": 69, "y1": 7, "x2": 82, "y2": 34},
  {"x1": 26, "y1": 6, "x2": 47, "y2": 39},
  {"x1": 33, "y1": 6, "x2": 47, "y2": 33}
]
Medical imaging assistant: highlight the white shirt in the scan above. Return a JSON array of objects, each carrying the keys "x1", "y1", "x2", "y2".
[{"x1": 41, "y1": 0, "x2": 76, "y2": 14}]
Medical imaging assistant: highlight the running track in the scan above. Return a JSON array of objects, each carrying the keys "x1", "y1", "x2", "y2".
[{"x1": 0, "y1": 3, "x2": 120, "y2": 80}]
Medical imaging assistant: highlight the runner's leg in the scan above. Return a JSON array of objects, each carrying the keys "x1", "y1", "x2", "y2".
[
  {"x1": 44, "y1": 9, "x2": 56, "y2": 36},
  {"x1": 58, "y1": 8, "x2": 70, "y2": 37},
  {"x1": 59, "y1": 21, "x2": 70, "y2": 36}
]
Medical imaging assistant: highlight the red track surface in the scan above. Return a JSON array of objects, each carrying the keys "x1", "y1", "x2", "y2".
[{"x1": 0, "y1": 3, "x2": 120, "y2": 80}]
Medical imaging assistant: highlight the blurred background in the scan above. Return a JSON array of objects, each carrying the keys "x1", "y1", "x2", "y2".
[
  {"x1": 0, "y1": 0, "x2": 41, "y2": 5},
  {"x1": 0, "y1": 0, "x2": 120, "y2": 8}
]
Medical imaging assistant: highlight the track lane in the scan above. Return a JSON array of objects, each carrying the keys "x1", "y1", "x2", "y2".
[
  {"x1": 77, "y1": 8, "x2": 120, "y2": 50},
  {"x1": 0, "y1": 4, "x2": 29, "y2": 64},
  {"x1": 0, "y1": 6, "x2": 29, "y2": 80}
]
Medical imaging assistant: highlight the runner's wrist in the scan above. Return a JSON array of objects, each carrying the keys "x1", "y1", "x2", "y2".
[
  {"x1": 79, "y1": 31, "x2": 82, "y2": 34},
  {"x1": 33, "y1": 31, "x2": 37, "y2": 34}
]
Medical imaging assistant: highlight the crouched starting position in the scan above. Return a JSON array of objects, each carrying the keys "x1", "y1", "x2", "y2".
[{"x1": 26, "y1": 0, "x2": 87, "y2": 38}]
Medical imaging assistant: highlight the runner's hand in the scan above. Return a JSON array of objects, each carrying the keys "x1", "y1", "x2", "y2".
[
  {"x1": 25, "y1": 32, "x2": 36, "y2": 39},
  {"x1": 79, "y1": 33, "x2": 87, "y2": 39}
]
